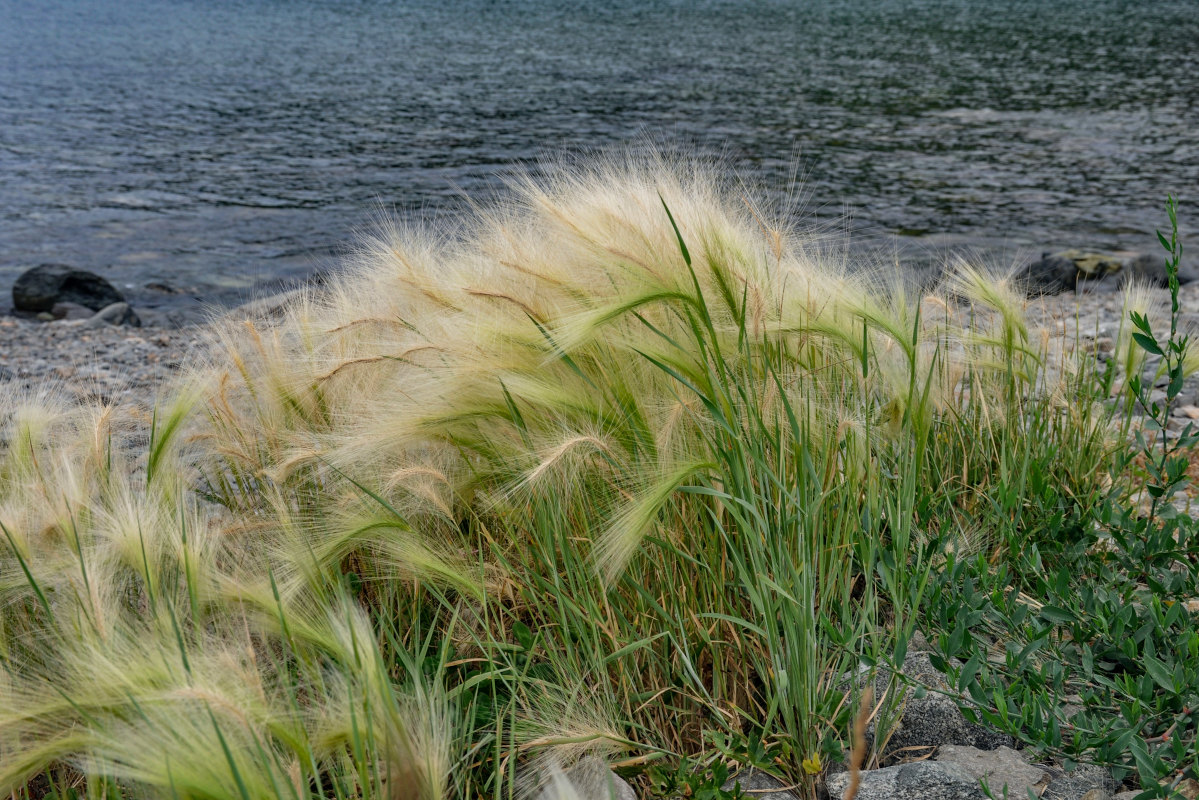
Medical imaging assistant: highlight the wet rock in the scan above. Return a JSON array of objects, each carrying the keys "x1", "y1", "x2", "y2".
[
  {"x1": 12, "y1": 263, "x2": 125, "y2": 312},
  {"x1": 722, "y1": 769, "x2": 801, "y2": 800},
  {"x1": 82, "y1": 302, "x2": 141, "y2": 328},
  {"x1": 826, "y1": 761, "x2": 985, "y2": 800},
  {"x1": 1017, "y1": 254, "x2": 1078, "y2": 295},
  {"x1": 934, "y1": 745, "x2": 1051, "y2": 799}
]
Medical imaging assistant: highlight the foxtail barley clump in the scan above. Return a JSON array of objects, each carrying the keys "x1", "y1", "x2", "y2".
[{"x1": 0, "y1": 154, "x2": 1142, "y2": 798}]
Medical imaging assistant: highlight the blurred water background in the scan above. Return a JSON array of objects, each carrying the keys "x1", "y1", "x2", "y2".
[{"x1": 1, "y1": 0, "x2": 1196, "y2": 310}]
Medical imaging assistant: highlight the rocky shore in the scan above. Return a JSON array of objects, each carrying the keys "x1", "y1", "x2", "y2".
[
  {"x1": 1, "y1": 262, "x2": 307, "y2": 408},
  {"x1": 2, "y1": 248, "x2": 1195, "y2": 413},
  {"x1": 0, "y1": 312, "x2": 211, "y2": 407}
]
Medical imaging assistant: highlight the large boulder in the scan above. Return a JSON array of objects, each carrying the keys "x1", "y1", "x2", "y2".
[{"x1": 13, "y1": 264, "x2": 124, "y2": 313}]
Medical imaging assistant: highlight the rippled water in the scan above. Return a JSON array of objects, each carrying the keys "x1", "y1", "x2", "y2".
[{"x1": 2, "y1": 0, "x2": 1196, "y2": 309}]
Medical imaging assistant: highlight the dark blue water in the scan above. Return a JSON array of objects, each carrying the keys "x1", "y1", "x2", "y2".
[{"x1": 2, "y1": 0, "x2": 1197, "y2": 309}]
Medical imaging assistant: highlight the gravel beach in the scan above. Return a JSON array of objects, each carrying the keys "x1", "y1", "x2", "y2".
[
  {"x1": 1, "y1": 278, "x2": 1196, "y2": 413},
  {"x1": 0, "y1": 313, "x2": 213, "y2": 409}
]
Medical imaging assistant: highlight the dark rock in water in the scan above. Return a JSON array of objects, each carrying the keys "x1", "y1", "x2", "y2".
[
  {"x1": 13, "y1": 263, "x2": 124, "y2": 312},
  {"x1": 144, "y1": 281, "x2": 181, "y2": 294},
  {"x1": 1120, "y1": 253, "x2": 1198, "y2": 288},
  {"x1": 82, "y1": 302, "x2": 140, "y2": 328},
  {"x1": 51, "y1": 301, "x2": 96, "y2": 321},
  {"x1": 1016, "y1": 254, "x2": 1078, "y2": 295},
  {"x1": 826, "y1": 761, "x2": 986, "y2": 800}
]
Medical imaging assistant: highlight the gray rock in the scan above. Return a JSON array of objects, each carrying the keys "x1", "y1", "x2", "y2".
[
  {"x1": 599, "y1": 771, "x2": 637, "y2": 800},
  {"x1": 1017, "y1": 254, "x2": 1078, "y2": 296},
  {"x1": 722, "y1": 769, "x2": 801, "y2": 800},
  {"x1": 1042, "y1": 764, "x2": 1117, "y2": 800},
  {"x1": 1056, "y1": 250, "x2": 1125, "y2": 282},
  {"x1": 135, "y1": 305, "x2": 210, "y2": 330},
  {"x1": 82, "y1": 302, "x2": 141, "y2": 328},
  {"x1": 50, "y1": 301, "x2": 95, "y2": 321},
  {"x1": 0, "y1": 365, "x2": 14, "y2": 381},
  {"x1": 226, "y1": 288, "x2": 304, "y2": 322},
  {"x1": 878, "y1": 652, "x2": 1015, "y2": 758},
  {"x1": 12, "y1": 263, "x2": 124, "y2": 312},
  {"x1": 934, "y1": 745, "x2": 1050, "y2": 799},
  {"x1": 548, "y1": 759, "x2": 637, "y2": 800},
  {"x1": 826, "y1": 761, "x2": 986, "y2": 800},
  {"x1": 1121, "y1": 253, "x2": 1198, "y2": 289}
]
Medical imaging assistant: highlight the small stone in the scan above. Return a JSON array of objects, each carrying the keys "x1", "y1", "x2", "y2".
[
  {"x1": 51, "y1": 301, "x2": 96, "y2": 321},
  {"x1": 550, "y1": 760, "x2": 638, "y2": 800},
  {"x1": 36, "y1": 311, "x2": 55, "y2": 321},
  {"x1": 82, "y1": 302, "x2": 141, "y2": 328},
  {"x1": 1173, "y1": 405, "x2": 1199, "y2": 419}
]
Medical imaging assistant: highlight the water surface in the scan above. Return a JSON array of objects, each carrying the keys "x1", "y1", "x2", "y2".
[{"x1": 2, "y1": 0, "x2": 1196, "y2": 308}]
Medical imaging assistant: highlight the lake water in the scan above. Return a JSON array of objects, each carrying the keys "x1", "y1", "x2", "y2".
[{"x1": 2, "y1": 0, "x2": 1197, "y2": 309}]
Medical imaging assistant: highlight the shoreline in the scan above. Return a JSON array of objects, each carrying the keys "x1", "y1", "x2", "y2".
[{"x1": 2, "y1": 274, "x2": 1195, "y2": 414}]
